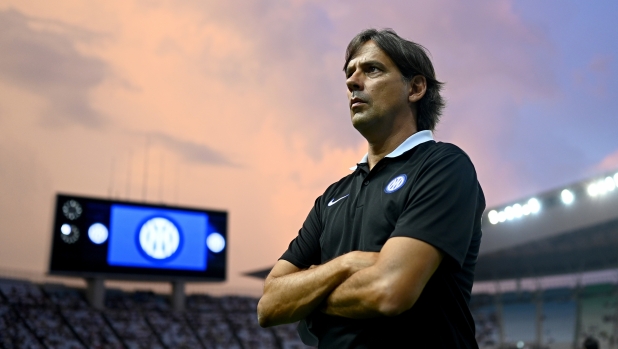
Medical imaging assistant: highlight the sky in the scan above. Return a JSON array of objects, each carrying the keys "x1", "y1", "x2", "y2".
[{"x1": 0, "y1": 0, "x2": 617, "y2": 295}]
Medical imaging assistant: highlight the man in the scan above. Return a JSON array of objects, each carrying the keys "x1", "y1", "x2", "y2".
[{"x1": 257, "y1": 28, "x2": 485, "y2": 348}]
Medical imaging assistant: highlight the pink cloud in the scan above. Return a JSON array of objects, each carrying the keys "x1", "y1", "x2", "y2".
[{"x1": 596, "y1": 149, "x2": 618, "y2": 172}]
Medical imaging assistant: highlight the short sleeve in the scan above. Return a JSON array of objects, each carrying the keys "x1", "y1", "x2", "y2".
[
  {"x1": 390, "y1": 151, "x2": 480, "y2": 268},
  {"x1": 279, "y1": 197, "x2": 323, "y2": 269}
]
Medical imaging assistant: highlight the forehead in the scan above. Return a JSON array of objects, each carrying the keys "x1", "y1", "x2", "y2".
[{"x1": 346, "y1": 41, "x2": 395, "y2": 69}]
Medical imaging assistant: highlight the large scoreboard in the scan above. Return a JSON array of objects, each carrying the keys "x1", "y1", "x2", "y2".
[{"x1": 49, "y1": 194, "x2": 227, "y2": 281}]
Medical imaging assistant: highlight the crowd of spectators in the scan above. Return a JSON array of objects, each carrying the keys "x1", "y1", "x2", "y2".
[
  {"x1": 43, "y1": 285, "x2": 123, "y2": 349},
  {"x1": 472, "y1": 307, "x2": 500, "y2": 349},
  {"x1": 269, "y1": 323, "x2": 308, "y2": 349},
  {"x1": 0, "y1": 280, "x2": 83, "y2": 349},
  {"x1": 470, "y1": 294, "x2": 500, "y2": 348},
  {"x1": 0, "y1": 304, "x2": 44, "y2": 349},
  {"x1": 103, "y1": 290, "x2": 168, "y2": 349},
  {"x1": 147, "y1": 311, "x2": 203, "y2": 348},
  {"x1": 0, "y1": 278, "x2": 313, "y2": 349},
  {"x1": 185, "y1": 311, "x2": 242, "y2": 349},
  {"x1": 227, "y1": 311, "x2": 279, "y2": 349}
]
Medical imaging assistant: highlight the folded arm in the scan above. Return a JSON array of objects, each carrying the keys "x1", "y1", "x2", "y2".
[
  {"x1": 321, "y1": 236, "x2": 443, "y2": 318},
  {"x1": 257, "y1": 251, "x2": 378, "y2": 327}
]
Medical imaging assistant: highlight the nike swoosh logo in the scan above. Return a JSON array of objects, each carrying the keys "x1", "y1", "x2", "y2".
[{"x1": 328, "y1": 194, "x2": 349, "y2": 207}]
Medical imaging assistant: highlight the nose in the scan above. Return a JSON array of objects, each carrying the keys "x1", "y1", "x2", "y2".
[{"x1": 346, "y1": 70, "x2": 363, "y2": 92}]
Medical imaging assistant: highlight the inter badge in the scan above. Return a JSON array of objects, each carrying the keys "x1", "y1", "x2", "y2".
[{"x1": 384, "y1": 174, "x2": 407, "y2": 193}]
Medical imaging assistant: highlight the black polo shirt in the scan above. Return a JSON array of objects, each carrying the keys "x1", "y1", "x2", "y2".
[{"x1": 280, "y1": 131, "x2": 486, "y2": 348}]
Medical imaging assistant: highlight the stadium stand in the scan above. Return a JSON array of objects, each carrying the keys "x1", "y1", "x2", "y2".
[
  {"x1": 502, "y1": 301, "x2": 536, "y2": 347},
  {"x1": 42, "y1": 284, "x2": 124, "y2": 349},
  {"x1": 470, "y1": 283, "x2": 618, "y2": 349},
  {"x1": 579, "y1": 284, "x2": 618, "y2": 349},
  {"x1": 220, "y1": 296, "x2": 283, "y2": 349},
  {"x1": 0, "y1": 278, "x2": 313, "y2": 349},
  {"x1": 2, "y1": 275, "x2": 618, "y2": 348},
  {"x1": 0, "y1": 279, "x2": 83, "y2": 349},
  {"x1": 470, "y1": 295, "x2": 500, "y2": 349},
  {"x1": 542, "y1": 287, "x2": 576, "y2": 349},
  {"x1": 0, "y1": 303, "x2": 45, "y2": 349},
  {"x1": 185, "y1": 295, "x2": 243, "y2": 349}
]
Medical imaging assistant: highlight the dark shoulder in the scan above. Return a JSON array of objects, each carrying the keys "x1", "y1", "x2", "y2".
[
  {"x1": 422, "y1": 141, "x2": 469, "y2": 157},
  {"x1": 411, "y1": 141, "x2": 478, "y2": 177},
  {"x1": 418, "y1": 141, "x2": 474, "y2": 164},
  {"x1": 319, "y1": 170, "x2": 357, "y2": 203}
]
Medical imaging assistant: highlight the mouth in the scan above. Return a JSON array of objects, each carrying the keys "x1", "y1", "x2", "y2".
[{"x1": 350, "y1": 97, "x2": 367, "y2": 109}]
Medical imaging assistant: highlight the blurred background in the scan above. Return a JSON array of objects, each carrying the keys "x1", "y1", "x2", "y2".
[{"x1": 1, "y1": 1, "x2": 617, "y2": 348}]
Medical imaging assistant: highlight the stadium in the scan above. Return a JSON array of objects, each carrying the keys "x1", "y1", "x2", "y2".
[
  {"x1": 1, "y1": 1, "x2": 617, "y2": 349},
  {"x1": 1, "y1": 169, "x2": 618, "y2": 349}
]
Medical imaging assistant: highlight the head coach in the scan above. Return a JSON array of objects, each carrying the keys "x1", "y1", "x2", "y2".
[{"x1": 257, "y1": 28, "x2": 486, "y2": 348}]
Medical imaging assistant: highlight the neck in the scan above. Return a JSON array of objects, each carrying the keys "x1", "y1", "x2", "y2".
[{"x1": 366, "y1": 122, "x2": 417, "y2": 170}]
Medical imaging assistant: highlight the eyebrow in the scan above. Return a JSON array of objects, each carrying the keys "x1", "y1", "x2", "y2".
[{"x1": 346, "y1": 59, "x2": 387, "y2": 76}]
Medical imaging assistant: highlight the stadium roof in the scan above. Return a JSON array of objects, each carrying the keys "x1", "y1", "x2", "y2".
[
  {"x1": 244, "y1": 269, "x2": 271, "y2": 279},
  {"x1": 477, "y1": 169, "x2": 618, "y2": 280}
]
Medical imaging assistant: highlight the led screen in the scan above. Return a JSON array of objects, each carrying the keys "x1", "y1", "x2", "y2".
[{"x1": 49, "y1": 194, "x2": 227, "y2": 281}]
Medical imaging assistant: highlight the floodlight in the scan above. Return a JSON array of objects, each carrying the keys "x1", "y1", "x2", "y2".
[
  {"x1": 561, "y1": 189, "x2": 574, "y2": 205},
  {"x1": 512, "y1": 204, "x2": 522, "y2": 218},
  {"x1": 597, "y1": 179, "x2": 608, "y2": 195},
  {"x1": 528, "y1": 198, "x2": 541, "y2": 213},
  {"x1": 614, "y1": 172, "x2": 618, "y2": 186},
  {"x1": 498, "y1": 210, "x2": 507, "y2": 223},
  {"x1": 588, "y1": 183, "x2": 598, "y2": 197},
  {"x1": 505, "y1": 206, "x2": 514, "y2": 220},
  {"x1": 522, "y1": 203, "x2": 531, "y2": 215},
  {"x1": 488, "y1": 210, "x2": 499, "y2": 225},
  {"x1": 605, "y1": 177, "x2": 615, "y2": 191}
]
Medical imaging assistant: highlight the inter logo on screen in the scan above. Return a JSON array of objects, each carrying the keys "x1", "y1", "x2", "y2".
[{"x1": 137, "y1": 217, "x2": 182, "y2": 262}]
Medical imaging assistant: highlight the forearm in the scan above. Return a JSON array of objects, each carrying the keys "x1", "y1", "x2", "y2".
[
  {"x1": 257, "y1": 257, "x2": 352, "y2": 327},
  {"x1": 322, "y1": 239, "x2": 440, "y2": 319},
  {"x1": 321, "y1": 265, "x2": 391, "y2": 319}
]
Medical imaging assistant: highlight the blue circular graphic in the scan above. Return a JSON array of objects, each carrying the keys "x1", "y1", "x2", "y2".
[
  {"x1": 384, "y1": 174, "x2": 407, "y2": 193},
  {"x1": 206, "y1": 232, "x2": 226, "y2": 253},
  {"x1": 135, "y1": 216, "x2": 183, "y2": 263},
  {"x1": 88, "y1": 223, "x2": 109, "y2": 244}
]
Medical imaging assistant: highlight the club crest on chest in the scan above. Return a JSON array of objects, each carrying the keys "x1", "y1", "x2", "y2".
[{"x1": 384, "y1": 174, "x2": 407, "y2": 193}]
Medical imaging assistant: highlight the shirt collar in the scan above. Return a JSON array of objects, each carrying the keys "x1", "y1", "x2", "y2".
[{"x1": 350, "y1": 130, "x2": 434, "y2": 170}]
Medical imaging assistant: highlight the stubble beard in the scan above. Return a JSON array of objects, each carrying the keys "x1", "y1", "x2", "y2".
[{"x1": 351, "y1": 108, "x2": 382, "y2": 138}]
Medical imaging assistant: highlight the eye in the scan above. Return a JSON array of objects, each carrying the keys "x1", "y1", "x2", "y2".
[{"x1": 366, "y1": 66, "x2": 380, "y2": 74}]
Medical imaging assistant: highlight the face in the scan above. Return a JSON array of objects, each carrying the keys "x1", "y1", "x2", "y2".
[{"x1": 345, "y1": 41, "x2": 412, "y2": 135}]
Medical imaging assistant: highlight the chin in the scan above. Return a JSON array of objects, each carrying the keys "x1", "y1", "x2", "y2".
[{"x1": 351, "y1": 113, "x2": 377, "y2": 133}]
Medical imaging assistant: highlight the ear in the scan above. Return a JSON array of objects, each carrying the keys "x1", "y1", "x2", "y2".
[{"x1": 408, "y1": 75, "x2": 427, "y2": 103}]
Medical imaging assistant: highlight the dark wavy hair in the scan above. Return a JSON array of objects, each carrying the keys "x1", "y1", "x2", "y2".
[{"x1": 344, "y1": 28, "x2": 445, "y2": 131}]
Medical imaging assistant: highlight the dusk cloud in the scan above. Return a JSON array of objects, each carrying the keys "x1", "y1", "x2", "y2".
[
  {"x1": 153, "y1": 132, "x2": 236, "y2": 167},
  {"x1": 0, "y1": 8, "x2": 108, "y2": 127}
]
